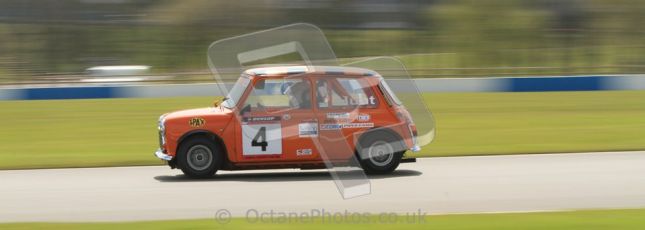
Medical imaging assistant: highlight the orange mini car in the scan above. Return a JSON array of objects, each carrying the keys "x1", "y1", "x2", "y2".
[{"x1": 155, "y1": 66, "x2": 420, "y2": 178}]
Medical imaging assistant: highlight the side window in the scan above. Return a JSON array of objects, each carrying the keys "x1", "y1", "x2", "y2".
[
  {"x1": 244, "y1": 78, "x2": 312, "y2": 109},
  {"x1": 330, "y1": 86, "x2": 349, "y2": 106},
  {"x1": 330, "y1": 78, "x2": 378, "y2": 108}
]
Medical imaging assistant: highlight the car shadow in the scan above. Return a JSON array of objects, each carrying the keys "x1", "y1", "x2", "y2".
[{"x1": 153, "y1": 169, "x2": 422, "y2": 183}]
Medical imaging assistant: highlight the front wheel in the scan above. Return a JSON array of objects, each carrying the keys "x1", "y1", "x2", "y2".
[
  {"x1": 357, "y1": 132, "x2": 404, "y2": 175},
  {"x1": 177, "y1": 137, "x2": 223, "y2": 178}
]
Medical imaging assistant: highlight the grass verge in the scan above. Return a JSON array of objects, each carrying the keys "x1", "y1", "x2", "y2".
[
  {"x1": 0, "y1": 91, "x2": 643, "y2": 169},
  {"x1": 1, "y1": 209, "x2": 644, "y2": 229}
]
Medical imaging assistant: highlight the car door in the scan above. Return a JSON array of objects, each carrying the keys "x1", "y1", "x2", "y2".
[{"x1": 236, "y1": 77, "x2": 318, "y2": 163}]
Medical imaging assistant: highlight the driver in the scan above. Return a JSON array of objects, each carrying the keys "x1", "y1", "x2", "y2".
[
  {"x1": 285, "y1": 81, "x2": 311, "y2": 109},
  {"x1": 317, "y1": 80, "x2": 329, "y2": 108}
]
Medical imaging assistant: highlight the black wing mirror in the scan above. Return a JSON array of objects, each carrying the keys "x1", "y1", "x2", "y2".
[{"x1": 240, "y1": 104, "x2": 251, "y2": 115}]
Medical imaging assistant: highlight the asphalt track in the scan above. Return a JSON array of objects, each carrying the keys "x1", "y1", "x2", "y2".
[{"x1": 1, "y1": 151, "x2": 644, "y2": 222}]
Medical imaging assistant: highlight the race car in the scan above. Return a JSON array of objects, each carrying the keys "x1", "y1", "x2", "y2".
[{"x1": 154, "y1": 66, "x2": 420, "y2": 178}]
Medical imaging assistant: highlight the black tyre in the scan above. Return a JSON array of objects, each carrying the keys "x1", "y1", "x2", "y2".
[
  {"x1": 177, "y1": 137, "x2": 223, "y2": 178},
  {"x1": 357, "y1": 131, "x2": 404, "y2": 175}
]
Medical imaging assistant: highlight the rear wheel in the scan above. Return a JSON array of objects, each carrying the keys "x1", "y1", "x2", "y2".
[
  {"x1": 357, "y1": 131, "x2": 404, "y2": 174},
  {"x1": 177, "y1": 137, "x2": 223, "y2": 178}
]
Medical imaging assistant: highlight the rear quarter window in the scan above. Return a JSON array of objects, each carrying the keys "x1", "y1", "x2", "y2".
[
  {"x1": 335, "y1": 78, "x2": 378, "y2": 107},
  {"x1": 378, "y1": 79, "x2": 402, "y2": 106}
]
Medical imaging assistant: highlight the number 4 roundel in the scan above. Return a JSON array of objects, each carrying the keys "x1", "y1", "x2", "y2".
[
  {"x1": 251, "y1": 127, "x2": 268, "y2": 151},
  {"x1": 242, "y1": 123, "x2": 282, "y2": 155}
]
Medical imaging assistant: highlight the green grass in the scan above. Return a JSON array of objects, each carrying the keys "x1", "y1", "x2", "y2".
[
  {"x1": 421, "y1": 90, "x2": 645, "y2": 156},
  {"x1": 2, "y1": 209, "x2": 645, "y2": 229},
  {"x1": 0, "y1": 91, "x2": 644, "y2": 169},
  {"x1": 0, "y1": 97, "x2": 214, "y2": 169}
]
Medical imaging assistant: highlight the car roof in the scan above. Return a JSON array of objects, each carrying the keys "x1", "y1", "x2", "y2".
[{"x1": 243, "y1": 66, "x2": 380, "y2": 77}]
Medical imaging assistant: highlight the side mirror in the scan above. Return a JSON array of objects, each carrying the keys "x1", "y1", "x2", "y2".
[
  {"x1": 240, "y1": 104, "x2": 251, "y2": 115},
  {"x1": 213, "y1": 97, "x2": 226, "y2": 107}
]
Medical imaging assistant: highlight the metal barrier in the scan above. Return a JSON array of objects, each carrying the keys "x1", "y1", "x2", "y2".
[{"x1": 1, "y1": 75, "x2": 645, "y2": 100}]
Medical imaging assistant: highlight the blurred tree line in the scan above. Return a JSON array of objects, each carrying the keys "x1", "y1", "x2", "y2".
[{"x1": 1, "y1": 0, "x2": 645, "y2": 79}]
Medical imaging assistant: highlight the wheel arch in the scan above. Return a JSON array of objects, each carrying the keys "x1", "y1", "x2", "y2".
[
  {"x1": 356, "y1": 127, "x2": 406, "y2": 156},
  {"x1": 177, "y1": 130, "x2": 230, "y2": 164}
]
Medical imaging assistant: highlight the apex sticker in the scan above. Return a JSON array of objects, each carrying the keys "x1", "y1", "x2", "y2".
[{"x1": 188, "y1": 117, "x2": 205, "y2": 127}]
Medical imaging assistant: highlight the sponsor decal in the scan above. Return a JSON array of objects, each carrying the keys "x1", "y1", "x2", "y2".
[
  {"x1": 242, "y1": 116, "x2": 281, "y2": 123},
  {"x1": 368, "y1": 95, "x2": 377, "y2": 105},
  {"x1": 296, "y1": 149, "x2": 313, "y2": 156},
  {"x1": 326, "y1": 112, "x2": 350, "y2": 120},
  {"x1": 357, "y1": 114, "x2": 370, "y2": 122},
  {"x1": 298, "y1": 122, "x2": 318, "y2": 137},
  {"x1": 342, "y1": 123, "x2": 374, "y2": 129},
  {"x1": 282, "y1": 114, "x2": 291, "y2": 121},
  {"x1": 320, "y1": 123, "x2": 342, "y2": 130},
  {"x1": 324, "y1": 118, "x2": 352, "y2": 123},
  {"x1": 188, "y1": 117, "x2": 205, "y2": 127},
  {"x1": 320, "y1": 123, "x2": 374, "y2": 130}
]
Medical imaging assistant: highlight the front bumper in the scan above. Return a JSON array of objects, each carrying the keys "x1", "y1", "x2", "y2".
[{"x1": 154, "y1": 148, "x2": 173, "y2": 161}]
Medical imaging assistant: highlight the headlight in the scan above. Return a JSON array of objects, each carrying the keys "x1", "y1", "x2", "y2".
[
  {"x1": 158, "y1": 114, "x2": 167, "y2": 147},
  {"x1": 158, "y1": 114, "x2": 166, "y2": 131}
]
